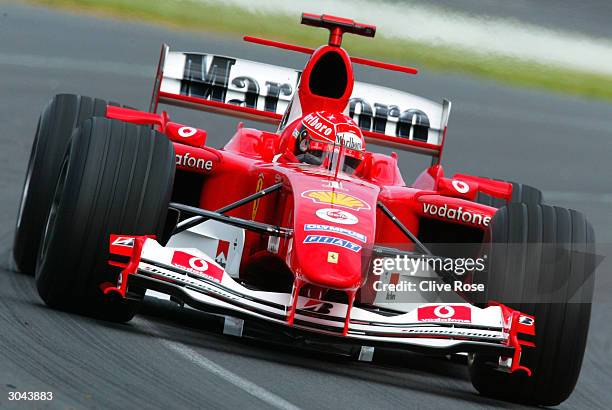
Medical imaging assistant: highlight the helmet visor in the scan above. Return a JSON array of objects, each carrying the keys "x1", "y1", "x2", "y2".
[{"x1": 296, "y1": 139, "x2": 364, "y2": 174}]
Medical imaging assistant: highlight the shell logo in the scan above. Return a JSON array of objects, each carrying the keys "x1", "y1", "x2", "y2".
[{"x1": 301, "y1": 190, "x2": 371, "y2": 211}]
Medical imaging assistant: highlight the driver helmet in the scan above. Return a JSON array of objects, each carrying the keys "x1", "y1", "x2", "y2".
[{"x1": 288, "y1": 111, "x2": 365, "y2": 174}]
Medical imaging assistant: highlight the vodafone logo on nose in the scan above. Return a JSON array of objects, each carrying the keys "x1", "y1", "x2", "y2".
[
  {"x1": 171, "y1": 251, "x2": 223, "y2": 283},
  {"x1": 417, "y1": 304, "x2": 471, "y2": 323}
]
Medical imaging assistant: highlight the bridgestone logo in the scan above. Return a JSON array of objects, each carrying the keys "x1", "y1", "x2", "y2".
[{"x1": 422, "y1": 203, "x2": 491, "y2": 227}]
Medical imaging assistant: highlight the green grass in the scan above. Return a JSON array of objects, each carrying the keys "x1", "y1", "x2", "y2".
[{"x1": 24, "y1": 0, "x2": 612, "y2": 102}]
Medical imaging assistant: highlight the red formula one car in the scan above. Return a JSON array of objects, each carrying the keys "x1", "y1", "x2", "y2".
[{"x1": 14, "y1": 13, "x2": 595, "y2": 406}]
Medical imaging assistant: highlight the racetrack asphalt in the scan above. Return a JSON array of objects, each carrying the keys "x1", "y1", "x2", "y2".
[{"x1": 0, "y1": 3, "x2": 611, "y2": 409}]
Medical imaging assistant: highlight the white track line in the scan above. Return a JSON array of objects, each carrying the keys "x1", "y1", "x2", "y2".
[
  {"x1": 161, "y1": 340, "x2": 301, "y2": 410},
  {"x1": 134, "y1": 317, "x2": 301, "y2": 410}
]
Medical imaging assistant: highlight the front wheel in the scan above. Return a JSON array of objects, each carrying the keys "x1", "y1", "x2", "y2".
[
  {"x1": 35, "y1": 117, "x2": 175, "y2": 322},
  {"x1": 475, "y1": 180, "x2": 542, "y2": 207},
  {"x1": 469, "y1": 203, "x2": 595, "y2": 406}
]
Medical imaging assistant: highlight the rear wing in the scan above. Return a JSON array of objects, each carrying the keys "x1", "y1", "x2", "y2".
[{"x1": 151, "y1": 44, "x2": 451, "y2": 160}]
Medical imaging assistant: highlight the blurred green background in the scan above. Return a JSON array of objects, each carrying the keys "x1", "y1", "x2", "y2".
[{"x1": 23, "y1": 0, "x2": 612, "y2": 101}]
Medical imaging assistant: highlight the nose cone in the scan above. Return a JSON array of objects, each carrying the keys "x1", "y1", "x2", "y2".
[
  {"x1": 299, "y1": 232, "x2": 364, "y2": 289},
  {"x1": 288, "y1": 175, "x2": 378, "y2": 291}
]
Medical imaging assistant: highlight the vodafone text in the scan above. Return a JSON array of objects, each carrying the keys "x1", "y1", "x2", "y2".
[
  {"x1": 175, "y1": 152, "x2": 213, "y2": 171},
  {"x1": 422, "y1": 203, "x2": 491, "y2": 227}
]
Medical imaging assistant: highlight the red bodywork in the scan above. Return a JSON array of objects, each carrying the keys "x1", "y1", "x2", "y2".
[
  {"x1": 103, "y1": 14, "x2": 531, "y2": 366},
  {"x1": 105, "y1": 105, "x2": 507, "y2": 297}
]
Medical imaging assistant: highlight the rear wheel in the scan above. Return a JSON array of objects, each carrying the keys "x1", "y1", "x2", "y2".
[
  {"x1": 14, "y1": 94, "x2": 117, "y2": 274},
  {"x1": 469, "y1": 203, "x2": 595, "y2": 406},
  {"x1": 475, "y1": 180, "x2": 542, "y2": 207},
  {"x1": 35, "y1": 117, "x2": 175, "y2": 322}
]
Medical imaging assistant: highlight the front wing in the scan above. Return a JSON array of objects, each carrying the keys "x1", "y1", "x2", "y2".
[{"x1": 103, "y1": 236, "x2": 535, "y2": 374}]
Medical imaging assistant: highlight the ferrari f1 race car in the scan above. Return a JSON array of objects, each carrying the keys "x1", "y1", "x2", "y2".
[{"x1": 13, "y1": 13, "x2": 595, "y2": 407}]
